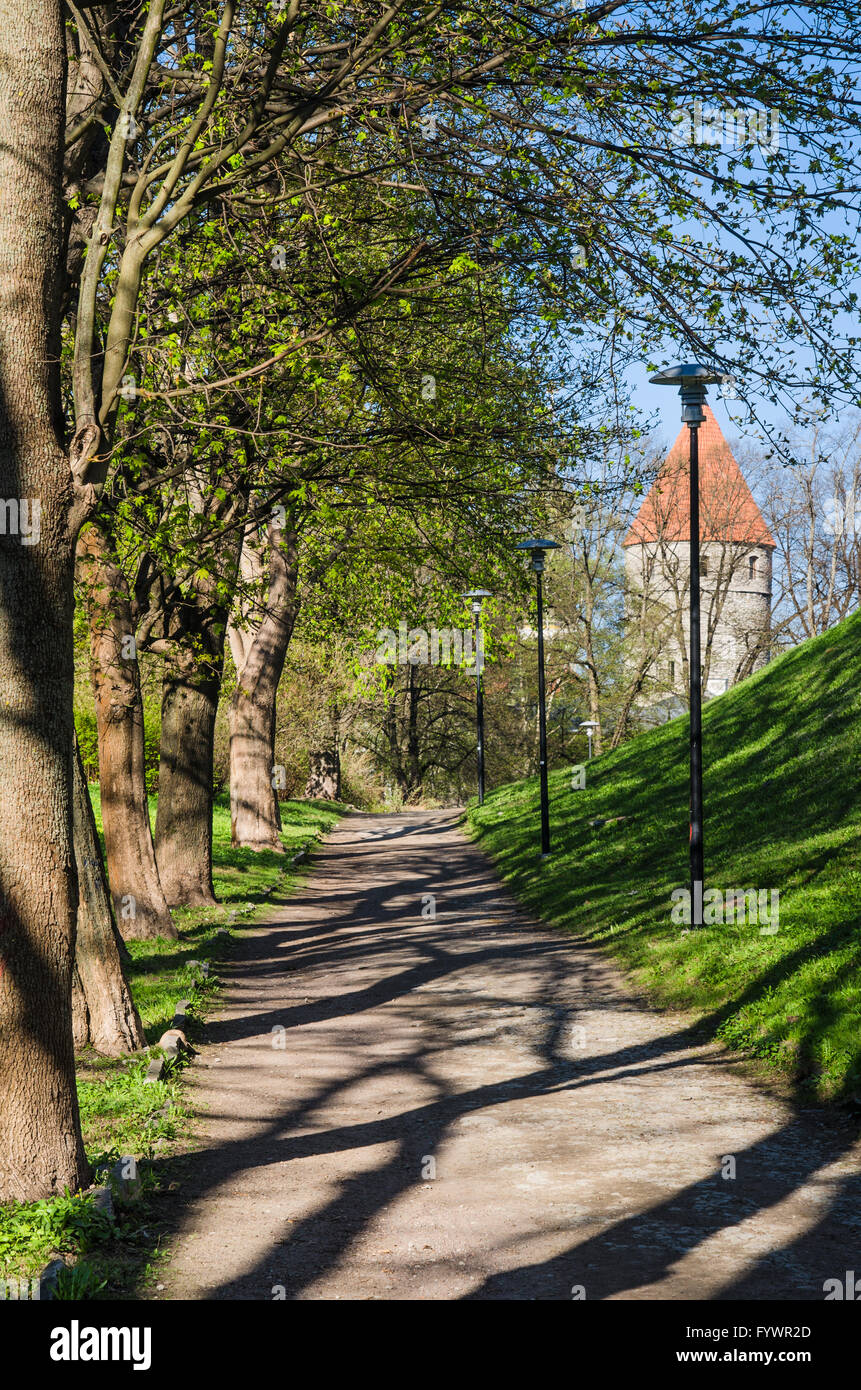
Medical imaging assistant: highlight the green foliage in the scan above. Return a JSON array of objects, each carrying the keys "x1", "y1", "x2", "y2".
[
  {"x1": 0, "y1": 1192, "x2": 113, "y2": 1264},
  {"x1": 75, "y1": 706, "x2": 100, "y2": 782},
  {"x1": 77, "y1": 1059, "x2": 184, "y2": 1155},
  {"x1": 55, "y1": 1263, "x2": 109, "y2": 1301},
  {"x1": 141, "y1": 701, "x2": 162, "y2": 795}
]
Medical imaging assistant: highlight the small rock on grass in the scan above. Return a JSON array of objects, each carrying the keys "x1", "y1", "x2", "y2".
[
  {"x1": 157, "y1": 1027, "x2": 194, "y2": 1059},
  {"x1": 90, "y1": 1185, "x2": 114, "y2": 1220}
]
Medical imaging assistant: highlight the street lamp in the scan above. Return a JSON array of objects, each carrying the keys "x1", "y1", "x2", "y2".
[
  {"x1": 649, "y1": 363, "x2": 723, "y2": 926},
  {"x1": 579, "y1": 720, "x2": 600, "y2": 761},
  {"x1": 461, "y1": 589, "x2": 492, "y2": 805},
  {"x1": 516, "y1": 538, "x2": 560, "y2": 856}
]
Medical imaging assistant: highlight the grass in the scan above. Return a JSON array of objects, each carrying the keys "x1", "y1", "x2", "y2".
[
  {"x1": 0, "y1": 792, "x2": 346, "y2": 1297},
  {"x1": 468, "y1": 609, "x2": 861, "y2": 1103}
]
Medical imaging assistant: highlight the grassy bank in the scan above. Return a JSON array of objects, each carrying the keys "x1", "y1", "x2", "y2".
[
  {"x1": 0, "y1": 793, "x2": 345, "y2": 1297},
  {"x1": 468, "y1": 610, "x2": 861, "y2": 1103}
]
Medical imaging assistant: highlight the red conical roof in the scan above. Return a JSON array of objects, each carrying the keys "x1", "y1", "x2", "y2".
[{"x1": 623, "y1": 405, "x2": 776, "y2": 548}]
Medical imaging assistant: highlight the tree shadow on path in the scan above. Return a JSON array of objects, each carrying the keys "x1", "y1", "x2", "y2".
[{"x1": 153, "y1": 812, "x2": 861, "y2": 1302}]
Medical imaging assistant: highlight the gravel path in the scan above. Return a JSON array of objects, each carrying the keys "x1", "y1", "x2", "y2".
[{"x1": 156, "y1": 810, "x2": 861, "y2": 1301}]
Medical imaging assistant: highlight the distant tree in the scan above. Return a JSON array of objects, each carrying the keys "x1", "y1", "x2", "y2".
[{"x1": 754, "y1": 420, "x2": 861, "y2": 645}]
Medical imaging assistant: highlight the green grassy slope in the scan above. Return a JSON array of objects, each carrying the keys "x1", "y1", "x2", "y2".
[{"x1": 468, "y1": 610, "x2": 861, "y2": 1101}]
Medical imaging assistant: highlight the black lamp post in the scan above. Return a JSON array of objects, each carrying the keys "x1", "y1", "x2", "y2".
[
  {"x1": 516, "y1": 539, "x2": 560, "y2": 856},
  {"x1": 649, "y1": 363, "x2": 723, "y2": 926},
  {"x1": 461, "y1": 589, "x2": 492, "y2": 805}
]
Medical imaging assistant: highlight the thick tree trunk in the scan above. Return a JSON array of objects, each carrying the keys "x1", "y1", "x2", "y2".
[
  {"x1": 154, "y1": 652, "x2": 220, "y2": 906},
  {"x1": 77, "y1": 521, "x2": 177, "y2": 939},
  {"x1": 145, "y1": 471, "x2": 246, "y2": 908},
  {"x1": 72, "y1": 739, "x2": 146, "y2": 1055},
  {"x1": 228, "y1": 679, "x2": 286, "y2": 850},
  {"x1": 228, "y1": 524, "x2": 298, "y2": 851},
  {"x1": 0, "y1": 2, "x2": 90, "y2": 1200}
]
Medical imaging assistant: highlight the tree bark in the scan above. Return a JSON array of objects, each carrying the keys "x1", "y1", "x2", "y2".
[
  {"x1": 72, "y1": 738, "x2": 146, "y2": 1055},
  {"x1": 582, "y1": 585, "x2": 604, "y2": 756},
  {"x1": 305, "y1": 747, "x2": 341, "y2": 800},
  {"x1": 0, "y1": 1, "x2": 90, "y2": 1201},
  {"x1": 138, "y1": 463, "x2": 247, "y2": 907},
  {"x1": 407, "y1": 661, "x2": 421, "y2": 795},
  {"x1": 77, "y1": 520, "x2": 177, "y2": 939},
  {"x1": 154, "y1": 648, "x2": 221, "y2": 905},
  {"x1": 228, "y1": 523, "x2": 299, "y2": 851}
]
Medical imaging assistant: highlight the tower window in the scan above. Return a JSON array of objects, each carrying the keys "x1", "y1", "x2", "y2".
[
  {"x1": 749, "y1": 555, "x2": 758, "y2": 578},
  {"x1": 699, "y1": 558, "x2": 708, "y2": 577},
  {"x1": 669, "y1": 660, "x2": 676, "y2": 682}
]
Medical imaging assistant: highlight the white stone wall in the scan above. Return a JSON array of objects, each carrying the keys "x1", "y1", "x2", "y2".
[{"x1": 624, "y1": 539, "x2": 772, "y2": 702}]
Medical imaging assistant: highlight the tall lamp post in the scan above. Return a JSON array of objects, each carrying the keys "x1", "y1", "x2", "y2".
[
  {"x1": 649, "y1": 363, "x2": 723, "y2": 926},
  {"x1": 516, "y1": 539, "x2": 560, "y2": 856},
  {"x1": 579, "y1": 720, "x2": 599, "y2": 761},
  {"x1": 461, "y1": 589, "x2": 492, "y2": 805}
]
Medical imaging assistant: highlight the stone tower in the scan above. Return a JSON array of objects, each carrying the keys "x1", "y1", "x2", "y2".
[{"x1": 623, "y1": 404, "x2": 774, "y2": 718}]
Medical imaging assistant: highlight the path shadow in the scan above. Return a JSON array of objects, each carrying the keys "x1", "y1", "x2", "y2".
[{"x1": 146, "y1": 812, "x2": 861, "y2": 1302}]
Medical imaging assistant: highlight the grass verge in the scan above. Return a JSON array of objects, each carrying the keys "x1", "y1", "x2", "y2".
[{"x1": 0, "y1": 793, "x2": 346, "y2": 1298}]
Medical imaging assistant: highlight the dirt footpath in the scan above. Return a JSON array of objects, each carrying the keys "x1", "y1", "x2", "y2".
[{"x1": 156, "y1": 810, "x2": 861, "y2": 1301}]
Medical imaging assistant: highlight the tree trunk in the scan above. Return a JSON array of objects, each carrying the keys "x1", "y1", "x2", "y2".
[
  {"x1": 72, "y1": 738, "x2": 146, "y2": 1055},
  {"x1": 77, "y1": 521, "x2": 177, "y2": 939},
  {"x1": 586, "y1": 665, "x2": 603, "y2": 756},
  {"x1": 583, "y1": 588, "x2": 603, "y2": 756},
  {"x1": 610, "y1": 652, "x2": 655, "y2": 750},
  {"x1": 154, "y1": 651, "x2": 220, "y2": 905},
  {"x1": 0, "y1": 1, "x2": 90, "y2": 1200},
  {"x1": 71, "y1": 961, "x2": 91, "y2": 1053},
  {"x1": 228, "y1": 523, "x2": 298, "y2": 851},
  {"x1": 229, "y1": 666, "x2": 286, "y2": 850},
  {"x1": 406, "y1": 661, "x2": 421, "y2": 795},
  {"x1": 380, "y1": 667, "x2": 407, "y2": 799},
  {"x1": 145, "y1": 471, "x2": 246, "y2": 908},
  {"x1": 305, "y1": 748, "x2": 341, "y2": 800}
]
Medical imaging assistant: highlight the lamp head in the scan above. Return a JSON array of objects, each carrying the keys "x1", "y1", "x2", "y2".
[
  {"x1": 460, "y1": 588, "x2": 493, "y2": 614},
  {"x1": 515, "y1": 538, "x2": 560, "y2": 573},
  {"x1": 649, "y1": 362, "x2": 725, "y2": 427}
]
